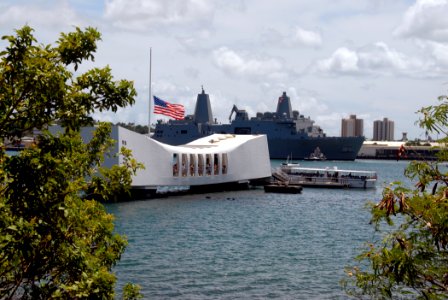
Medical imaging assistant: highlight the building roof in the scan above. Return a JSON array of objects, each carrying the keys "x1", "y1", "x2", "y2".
[{"x1": 152, "y1": 133, "x2": 267, "y2": 153}]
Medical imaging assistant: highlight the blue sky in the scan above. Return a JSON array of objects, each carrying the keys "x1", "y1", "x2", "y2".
[{"x1": 1, "y1": 0, "x2": 448, "y2": 140}]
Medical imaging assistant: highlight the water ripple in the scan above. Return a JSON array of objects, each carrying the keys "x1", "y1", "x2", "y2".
[{"x1": 109, "y1": 160, "x2": 409, "y2": 299}]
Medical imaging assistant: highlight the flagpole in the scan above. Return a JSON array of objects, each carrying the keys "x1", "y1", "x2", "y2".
[{"x1": 148, "y1": 47, "x2": 152, "y2": 135}]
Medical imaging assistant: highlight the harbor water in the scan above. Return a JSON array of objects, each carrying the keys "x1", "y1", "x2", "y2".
[{"x1": 107, "y1": 159, "x2": 412, "y2": 299}]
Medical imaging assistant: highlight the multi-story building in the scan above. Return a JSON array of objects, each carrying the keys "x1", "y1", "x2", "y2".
[
  {"x1": 373, "y1": 117, "x2": 394, "y2": 141},
  {"x1": 341, "y1": 114, "x2": 364, "y2": 137}
]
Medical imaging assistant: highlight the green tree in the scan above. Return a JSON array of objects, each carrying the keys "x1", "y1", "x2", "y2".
[
  {"x1": 115, "y1": 122, "x2": 148, "y2": 134},
  {"x1": 343, "y1": 96, "x2": 448, "y2": 299},
  {"x1": 0, "y1": 26, "x2": 142, "y2": 299}
]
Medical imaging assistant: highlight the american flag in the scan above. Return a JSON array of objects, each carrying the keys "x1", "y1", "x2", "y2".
[{"x1": 153, "y1": 96, "x2": 185, "y2": 120}]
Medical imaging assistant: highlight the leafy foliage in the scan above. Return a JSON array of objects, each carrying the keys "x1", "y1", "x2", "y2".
[
  {"x1": 121, "y1": 283, "x2": 143, "y2": 300},
  {"x1": 343, "y1": 96, "x2": 448, "y2": 299},
  {"x1": 0, "y1": 26, "x2": 143, "y2": 299},
  {"x1": 115, "y1": 122, "x2": 149, "y2": 134}
]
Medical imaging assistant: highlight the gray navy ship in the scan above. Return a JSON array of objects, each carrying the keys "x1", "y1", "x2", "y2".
[{"x1": 152, "y1": 89, "x2": 364, "y2": 160}]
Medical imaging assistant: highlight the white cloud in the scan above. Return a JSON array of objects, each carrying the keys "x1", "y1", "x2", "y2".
[
  {"x1": 259, "y1": 28, "x2": 285, "y2": 45},
  {"x1": 425, "y1": 41, "x2": 448, "y2": 65},
  {"x1": 260, "y1": 26, "x2": 322, "y2": 49},
  {"x1": 1, "y1": 0, "x2": 444, "y2": 140},
  {"x1": 176, "y1": 30, "x2": 213, "y2": 55},
  {"x1": 394, "y1": 0, "x2": 448, "y2": 42},
  {"x1": 292, "y1": 27, "x2": 322, "y2": 48},
  {"x1": 315, "y1": 42, "x2": 434, "y2": 77},
  {"x1": 359, "y1": 42, "x2": 424, "y2": 72},
  {"x1": 0, "y1": 2, "x2": 80, "y2": 29},
  {"x1": 315, "y1": 47, "x2": 359, "y2": 74},
  {"x1": 212, "y1": 47, "x2": 288, "y2": 80},
  {"x1": 286, "y1": 87, "x2": 328, "y2": 114},
  {"x1": 104, "y1": 0, "x2": 214, "y2": 31}
]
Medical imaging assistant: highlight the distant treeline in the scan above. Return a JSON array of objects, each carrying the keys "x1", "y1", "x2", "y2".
[
  {"x1": 115, "y1": 123, "x2": 149, "y2": 134},
  {"x1": 405, "y1": 140, "x2": 432, "y2": 146}
]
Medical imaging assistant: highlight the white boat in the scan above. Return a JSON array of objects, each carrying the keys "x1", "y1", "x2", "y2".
[
  {"x1": 279, "y1": 163, "x2": 377, "y2": 189},
  {"x1": 57, "y1": 125, "x2": 272, "y2": 195}
]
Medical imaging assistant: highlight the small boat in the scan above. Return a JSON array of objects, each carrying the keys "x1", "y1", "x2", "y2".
[
  {"x1": 279, "y1": 164, "x2": 377, "y2": 189},
  {"x1": 304, "y1": 147, "x2": 327, "y2": 161},
  {"x1": 281, "y1": 154, "x2": 301, "y2": 166},
  {"x1": 264, "y1": 183, "x2": 303, "y2": 194}
]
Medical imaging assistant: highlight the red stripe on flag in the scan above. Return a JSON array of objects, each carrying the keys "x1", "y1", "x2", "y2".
[{"x1": 153, "y1": 96, "x2": 185, "y2": 120}]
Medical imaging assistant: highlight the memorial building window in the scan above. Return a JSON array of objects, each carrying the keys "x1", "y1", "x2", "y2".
[
  {"x1": 198, "y1": 154, "x2": 204, "y2": 176},
  {"x1": 172, "y1": 154, "x2": 179, "y2": 176},
  {"x1": 189, "y1": 154, "x2": 196, "y2": 176},
  {"x1": 214, "y1": 153, "x2": 220, "y2": 175},
  {"x1": 181, "y1": 153, "x2": 188, "y2": 176},
  {"x1": 222, "y1": 153, "x2": 228, "y2": 174}
]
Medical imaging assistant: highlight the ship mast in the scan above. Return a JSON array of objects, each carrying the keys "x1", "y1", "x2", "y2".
[{"x1": 148, "y1": 47, "x2": 152, "y2": 135}]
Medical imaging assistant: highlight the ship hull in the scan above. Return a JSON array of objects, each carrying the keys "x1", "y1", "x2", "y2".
[
  {"x1": 152, "y1": 129, "x2": 363, "y2": 160},
  {"x1": 267, "y1": 136, "x2": 364, "y2": 160}
]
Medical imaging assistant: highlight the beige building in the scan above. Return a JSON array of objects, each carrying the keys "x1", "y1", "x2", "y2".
[
  {"x1": 358, "y1": 140, "x2": 440, "y2": 160},
  {"x1": 341, "y1": 114, "x2": 364, "y2": 137},
  {"x1": 373, "y1": 117, "x2": 394, "y2": 141}
]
